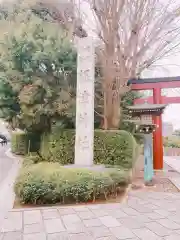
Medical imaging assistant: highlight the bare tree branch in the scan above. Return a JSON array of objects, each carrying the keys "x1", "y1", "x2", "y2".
[{"x1": 81, "y1": 0, "x2": 180, "y2": 129}]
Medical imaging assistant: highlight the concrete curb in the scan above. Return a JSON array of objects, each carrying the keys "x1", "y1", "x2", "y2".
[
  {"x1": 5, "y1": 148, "x2": 19, "y2": 159},
  {"x1": 0, "y1": 148, "x2": 22, "y2": 227}
]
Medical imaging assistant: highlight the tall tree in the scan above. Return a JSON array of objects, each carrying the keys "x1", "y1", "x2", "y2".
[
  {"x1": 83, "y1": 0, "x2": 180, "y2": 129},
  {"x1": 0, "y1": 4, "x2": 77, "y2": 132}
]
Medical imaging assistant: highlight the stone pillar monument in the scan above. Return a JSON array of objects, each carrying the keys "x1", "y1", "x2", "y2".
[{"x1": 74, "y1": 37, "x2": 95, "y2": 166}]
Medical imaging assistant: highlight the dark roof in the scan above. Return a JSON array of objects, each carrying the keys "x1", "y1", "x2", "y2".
[
  {"x1": 124, "y1": 120, "x2": 156, "y2": 125},
  {"x1": 126, "y1": 104, "x2": 167, "y2": 112},
  {"x1": 127, "y1": 76, "x2": 180, "y2": 86}
]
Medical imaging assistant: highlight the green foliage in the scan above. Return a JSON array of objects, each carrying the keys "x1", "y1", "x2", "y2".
[
  {"x1": 28, "y1": 133, "x2": 41, "y2": 153},
  {"x1": 11, "y1": 131, "x2": 41, "y2": 155},
  {"x1": 163, "y1": 136, "x2": 180, "y2": 148},
  {"x1": 0, "y1": 5, "x2": 77, "y2": 132},
  {"x1": 23, "y1": 154, "x2": 42, "y2": 167},
  {"x1": 94, "y1": 130, "x2": 137, "y2": 168},
  {"x1": 0, "y1": 78, "x2": 19, "y2": 124},
  {"x1": 41, "y1": 129, "x2": 75, "y2": 165},
  {"x1": 41, "y1": 129, "x2": 137, "y2": 169},
  {"x1": 120, "y1": 90, "x2": 143, "y2": 143},
  {"x1": 11, "y1": 131, "x2": 29, "y2": 155},
  {"x1": 14, "y1": 162, "x2": 130, "y2": 204}
]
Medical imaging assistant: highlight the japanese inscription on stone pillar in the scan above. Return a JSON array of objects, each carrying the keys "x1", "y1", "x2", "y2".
[{"x1": 74, "y1": 37, "x2": 95, "y2": 166}]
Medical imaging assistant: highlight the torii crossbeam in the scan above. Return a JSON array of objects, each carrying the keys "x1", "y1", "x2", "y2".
[{"x1": 127, "y1": 76, "x2": 180, "y2": 170}]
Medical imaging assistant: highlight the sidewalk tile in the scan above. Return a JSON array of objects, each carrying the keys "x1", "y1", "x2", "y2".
[
  {"x1": 42, "y1": 209, "x2": 60, "y2": 219},
  {"x1": 118, "y1": 217, "x2": 145, "y2": 229},
  {"x1": 2, "y1": 232, "x2": 22, "y2": 240},
  {"x1": 23, "y1": 223, "x2": 44, "y2": 234},
  {"x1": 23, "y1": 233, "x2": 46, "y2": 240},
  {"x1": 133, "y1": 228, "x2": 161, "y2": 239},
  {"x1": 1, "y1": 212, "x2": 22, "y2": 232},
  {"x1": 145, "y1": 221, "x2": 171, "y2": 236},
  {"x1": 99, "y1": 216, "x2": 121, "y2": 227},
  {"x1": 62, "y1": 214, "x2": 81, "y2": 225},
  {"x1": 24, "y1": 211, "x2": 42, "y2": 225},
  {"x1": 144, "y1": 212, "x2": 165, "y2": 220},
  {"x1": 87, "y1": 226, "x2": 111, "y2": 238},
  {"x1": 44, "y1": 218, "x2": 65, "y2": 233},
  {"x1": 58, "y1": 208, "x2": 75, "y2": 216},
  {"x1": 164, "y1": 234, "x2": 180, "y2": 240},
  {"x1": 69, "y1": 233, "x2": 93, "y2": 240},
  {"x1": 121, "y1": 207, "x2": 139, "y2": 216},
  {"x1": 157, "y1": 219, "x2": 180, "y2": 230},
  {"x1": 83, "y1": 218, "x2": 102, "y2": 227},
  {"x1": 77, "y1": 211, "x2": 95, "y2": 220},
  {"x1": 73, "y1": 206, "x2": 89, "y2": 212},
  {"x1": 47, "y1": 232, "x2": 70, "y2": 240},
  {"x1": 110, "y1": 226, "x2": 135, "y2": 239},
  {"x1": 65, "y1": 223, "x2": 86, "y2": 233},
  {"x1": 106, "y1": 210, "x2": 128, "y2": 218},
  {"x1": 91, "y1": 209, "x2": 108, "y2": 217}
]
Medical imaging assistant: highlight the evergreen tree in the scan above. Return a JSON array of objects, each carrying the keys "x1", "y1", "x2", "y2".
[{"x1": 0, "y1": 6, "x2": 77, "y2": 133}]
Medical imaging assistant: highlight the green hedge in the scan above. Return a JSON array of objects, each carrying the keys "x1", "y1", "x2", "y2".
[
  {"x1": 41, "y1": 130, "x2": 75, "y2": 165},
  {"x1": 14, "y1": 162, "x2": 130, "y2": 204},
  {"x1": 94, "y1": 130, "x2": 137, "y2": 168},
  {"x1": 23, "y1": 154, "x2": 42, "y2": 167},
  {"x1": 11, "y1": 131, "x2": 41, "y2": 155},
  {"x1": 11, "y1": 131, "x2": 29, "y2": 155},
  {"x1": 41, "y1": 129, "x2": 137, "y2": 169},
  {"x1": 163, "y1": 136, "x2": 180, "y2": 148}
]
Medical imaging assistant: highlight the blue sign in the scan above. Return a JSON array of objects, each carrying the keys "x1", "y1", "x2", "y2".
[{"x1": 144, "y1": 134, "x2": 154, "y2": 182}]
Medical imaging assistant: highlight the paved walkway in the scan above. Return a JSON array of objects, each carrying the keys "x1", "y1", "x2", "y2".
[
  {"x1": 1, "y1": 156, "x2": 180, "y2": 239},
  {"x1": 164, "y1": 156, "x2": 180, "y2": 173},
  {"x1": 0, "y1": 146, "x2": 21, "y2": 227},
  {"x1": 2, "y1": 191, "x2": 180, "y2": 239},
  {"x1": 0, "y1": 144, "x2": 13, "y2": 184},
  {"x1": 164, "y1": 157, "x2": 180, "y2": 190}
]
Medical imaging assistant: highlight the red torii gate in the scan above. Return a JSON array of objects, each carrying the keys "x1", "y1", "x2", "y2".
[{"x1": 128, "y1": 76, "x2": 180, "y2": 170}]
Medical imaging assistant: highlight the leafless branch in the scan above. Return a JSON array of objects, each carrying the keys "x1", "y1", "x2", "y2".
[{"x1": 80, "y1": 0, "x2": 180, "y2": 129}]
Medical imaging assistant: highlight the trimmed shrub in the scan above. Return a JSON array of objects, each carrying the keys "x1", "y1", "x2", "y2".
[
  {"x1": 41, "y1": 129, "x2": 137, "y2": 168},
  {"x1": 14, "y1": 162, "x2": 130, "y2": 204},
  {"x1": 94, "y1": 130, "x2": 137, "y2": 169},
  {"x1": 11, "y1": 131, "x2": 41, "y2": 155},
  {"x1": 23, "y1": 154, "x2": 42, "y2": 167},
  {"x1": 11, "y1": 131, "x2": 29, "y2": 155},
  {"x1": 41, "y1": 130, "x2": 75, "y2": 165},
  {"x1": 28, "y1": 133, "x2": 41, "y2": 153}
]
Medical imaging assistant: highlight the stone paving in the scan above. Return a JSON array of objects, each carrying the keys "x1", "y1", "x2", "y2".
[
  {"x1": 164, "y1": 156, "x2": 180, "y2": 173},
  {"x1": 2, "y1": 191, "x2": 180, "y2": 239},
  {"x1": 0, "y1": 144, "x2": 13, "y2": 184},
  {"x1": 0, "y1": 144, "x2": 21, "y2": 227}
]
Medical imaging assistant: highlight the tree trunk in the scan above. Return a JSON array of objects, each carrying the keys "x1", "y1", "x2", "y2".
[
  {"x1": 103, "y1": 83, "x2": 121, "y2": 130},
  {"x1": 100, "y1": 47, "x2": 121, "y2": 130}
]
